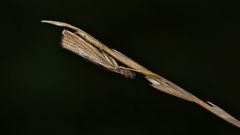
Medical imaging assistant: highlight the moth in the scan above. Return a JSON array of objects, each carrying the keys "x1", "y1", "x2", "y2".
[
  {"x1": 61, "y1": 29, "x2": 136, "y2": 78},
  {"x1": 42, "y1": 20, "x2": 240, "y2": 128}
]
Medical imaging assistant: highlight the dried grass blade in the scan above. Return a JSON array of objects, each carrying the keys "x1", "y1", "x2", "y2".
[{"x1": 42, "y1": 20, "x2": 240, "y2": 128}]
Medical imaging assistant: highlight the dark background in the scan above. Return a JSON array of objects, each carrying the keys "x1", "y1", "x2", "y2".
[{"x1": 1, "y1": 0, "x2": 240, "y2": 134}]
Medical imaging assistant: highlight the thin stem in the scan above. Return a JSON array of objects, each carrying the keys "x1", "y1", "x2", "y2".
[{"x1": 42, "y1": 20, "x2": 240, "y2": 128}]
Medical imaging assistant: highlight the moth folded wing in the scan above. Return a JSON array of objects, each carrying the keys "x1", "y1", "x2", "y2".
[
  {"x1": 61, "y1": 30, "x2": 107, "y2": 67},
  {"x1": 61, "y1": 30, "x2": 136, "y2": 78}
]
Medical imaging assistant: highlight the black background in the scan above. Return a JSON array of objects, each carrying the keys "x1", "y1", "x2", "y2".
[{"x1": 1, "y1": 0, "x2": 240, "y2": 134}]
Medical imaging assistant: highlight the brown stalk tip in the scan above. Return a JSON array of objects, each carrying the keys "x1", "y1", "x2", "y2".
[{"x1": 41, "y1": 20, "x2": 63, "y2": 26}]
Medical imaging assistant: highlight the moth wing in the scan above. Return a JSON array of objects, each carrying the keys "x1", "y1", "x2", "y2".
[{"x1": 61, "y1": 30, "x2": 113, "y2": 68}]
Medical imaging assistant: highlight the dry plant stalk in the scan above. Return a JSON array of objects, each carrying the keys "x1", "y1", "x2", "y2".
[{"x1": 42, "y1": 20, "x2": 240, "y2": 128}]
